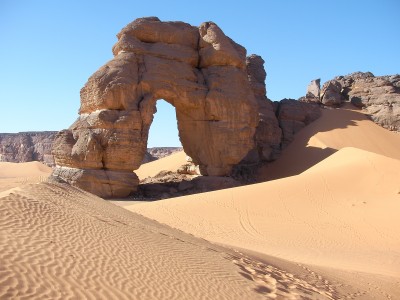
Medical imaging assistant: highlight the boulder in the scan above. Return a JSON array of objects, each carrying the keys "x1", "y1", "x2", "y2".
[
  {"x1": 320, "y1": 80, "x2": 343, "y2": 106},
  {"x1": 307, "y1": 78, "x2": 321, "y2": 99}
]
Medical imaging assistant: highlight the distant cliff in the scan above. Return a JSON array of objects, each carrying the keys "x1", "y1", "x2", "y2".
[
  {"x1": 0, "y1": 131, "x2": 57, "y2": 166},
  {"x1": 0, "y1": 131, "x2": 182, "y2": 166}
]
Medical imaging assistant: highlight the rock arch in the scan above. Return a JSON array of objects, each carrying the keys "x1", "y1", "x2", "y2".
[{"x1": 52, "y1": 17, "x2": 260, "y2": 198}]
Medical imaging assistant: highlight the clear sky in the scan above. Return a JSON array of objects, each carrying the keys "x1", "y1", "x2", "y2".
[{"x1": 1, "y1": 0, "x2": 399, "y2": 147}]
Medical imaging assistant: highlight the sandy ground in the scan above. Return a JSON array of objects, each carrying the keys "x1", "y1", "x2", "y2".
[
  {"x1": 1, "y1": 182, "x2": 344, "y2": 299},
  {"x1": 135, "y1": 150, "x2": 188, "y2": 180},
  {"x1": 2, "y1": 105, "x2": 400, "y2": 299},
  {"x1": 127, "y1": 106, "x2": 400, "y2": 299},
  {"x1": 0, "y1": 161, "x2": 51, "y2": 193}
]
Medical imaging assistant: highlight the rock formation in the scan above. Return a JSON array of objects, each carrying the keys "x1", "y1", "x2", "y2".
[
  {"x1": 0, "y1": 132, "x2": 57, "y2": 166},
  {"x1": 300, "y1": 72, "x2": 400, "y2": 132},
  {"x1": 246, "y1": 55, "x2": 282, "y2": 162},
  {"x1": 274, "y1": 99, "x2": 321, "y2": 148},
  {"x1": 307, "y1": 79, "x2": 320, "y2": 99},
  {"x1": 338, "y1": 72, "x2": 400, "y2": 131},
  {"x1": 52, "y1": 17, "x2": 260, "y2": 198},
  {"x1": 320, "y1": 80, "x2": 344, "y2": 107}
]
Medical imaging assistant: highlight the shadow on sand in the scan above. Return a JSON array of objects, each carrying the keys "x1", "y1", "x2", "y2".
[{"x1": 258, "y1": 106, "x2": 367, "y2": 181}]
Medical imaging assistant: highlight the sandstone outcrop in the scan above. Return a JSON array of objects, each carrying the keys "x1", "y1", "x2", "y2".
[
  {"x1": 52, "y1": 17, "x2": 259, "y2": 198},
  {"x1": 307, "y1": 79, "x2": 320, "y2": 99},
  {"x1": 246, "y1": 55, "x2": 282, "y2": 162},
  {"x1": 320, "y1": 80, "x2": 343, "y2": 106},
  {"x1": 338, "y1": 72, "x2": 400, "y2": 131},
  {"x1": 275, "y1": 99, "x2": 321, "y2": 148},
  {"x1": 0, "y1": 132, "x2": 57, "y2": 166},
  {"x1": 300, "y1": 72, "x2": 400, "y2": 131}
]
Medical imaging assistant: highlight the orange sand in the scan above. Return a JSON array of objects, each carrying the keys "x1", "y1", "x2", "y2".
[
  {"x1": 127, "y1": 106, "x2": 400, "y2": 298},
  {"x1": 2, "y1": 105, "x2": 400, "y2": 299},
  {"x1": 0, "y1": 161, "x2": 51, "y2": 193},
  {"x1": 135, "y1": 150, "x2": 187, "y2": 180}
]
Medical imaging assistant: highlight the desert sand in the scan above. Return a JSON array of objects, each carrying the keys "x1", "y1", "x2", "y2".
[
  {"x1": 128, "y1": 106, "x2": 400, "y2": 299},
  {"x1": 2, "y1": 105, "x2": 400, "y2": 299},
  {"x1": 0, "y1": 161, "x2": 51, "y2": 194},
  {"x1": 1, "y1": 181, "x2": 342, "y2": 299},
  {"x1": 136, "y1": 150, "x2": 188, "y2": 180}
]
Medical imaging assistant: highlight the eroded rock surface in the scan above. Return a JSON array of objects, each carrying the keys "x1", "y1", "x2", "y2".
[
  {"x1": 52, "y1": 17, "x2": 259, "y2": 198},
  {"x1": 275, "y1": 99, "x2": 321, "y2": 148},
  {"x1": 300, "y1": 72, "x2": 400, "y2": 131},
  {"x1": 0, "y1": 132, "x2": 56, "y2": 166},
  {"x1": 339, "y1": 72, "x2": 400, "y2": 131},
  {"x1": 246, "y1": 55, "x2": 282, "y2": 162}
]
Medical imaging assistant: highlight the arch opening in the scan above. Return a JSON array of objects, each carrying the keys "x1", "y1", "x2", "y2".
[{"x1": 147, "y1": 100, "x2": 181, "y2": 148}]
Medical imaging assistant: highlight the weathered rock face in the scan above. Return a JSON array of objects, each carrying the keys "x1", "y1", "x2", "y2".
[
  {"x1": 52, "y1": 17, "x2": 259, "y2": 198},
  {"x1": 298, "y1": 79, "x2": 320, "y2": 104},
  {"x1": 275, "y1": 99, "x2": 321, "y2": 148},
  {"x1": 307, "y1": 79, "x2": 320, "y2": 100},
  {"x1": 339, "y1": 72, "x2": 400, "y2": 131},
  {"x1": 320, "y1": 80, "x2": 343, "y2": 106},
  {"x1": 305, "y1": 72, "x2": 400, "y2": 131},
  {"x1": 0, "y1": 132, "x2": 57, "y2": 166},
  {"x1": 246, "y1": 55, "x2": 282, "y2": 162}
]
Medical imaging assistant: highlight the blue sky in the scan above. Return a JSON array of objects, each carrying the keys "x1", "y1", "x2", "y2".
[{"x1": 1, "y1": 0, "x2": 399, "y2": 147}]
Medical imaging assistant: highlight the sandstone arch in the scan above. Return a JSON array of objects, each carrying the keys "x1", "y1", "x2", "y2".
[{"x1": 52, "y1": 17, "x2": 260, "y2": 198}]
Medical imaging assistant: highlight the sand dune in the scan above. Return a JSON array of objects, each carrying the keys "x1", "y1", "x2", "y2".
[
  {"x1": 0, "y1": 182, "x2": 339, "y2": 299},
  {"x1": 258, "y1": 104, "x2": 400, "y2": 181},
  {"x1": 128, "y1": 148, "x2": 400, "y2": 278},
  {"x1": 127, "y1": 108, "x2": 400, "y2": 298},
  {"x1": 0, "y1": 161, "x2": 52, "y2": 193},
  {"x1": 135, "y1": 150, "x2": 187, "y2": 180},
  {"x1": 2, "y1": 105, "x2": 400, "y2": 298}
]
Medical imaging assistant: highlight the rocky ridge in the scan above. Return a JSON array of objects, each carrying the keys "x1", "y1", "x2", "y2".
[
  {"x1": 300, "y1": 72, "x2": 400, "y2": 131},
  {"x1": 0, "y1": 132, "x2": 57, "y2": 166}
]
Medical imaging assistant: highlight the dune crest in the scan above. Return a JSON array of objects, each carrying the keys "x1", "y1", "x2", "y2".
[
  {"x1": 258, "y1": 105, "x2": 400, "y2": 181},
  {"x1": 129, "y1": 147, "x2": 400, "y2": 280}
]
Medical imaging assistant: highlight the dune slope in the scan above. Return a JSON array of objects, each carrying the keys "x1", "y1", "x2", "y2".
[
  {"x1": 0, "y1": 182, "x2": 340, "y2": 299},
  {"x1": 135, "y1": 151, "x2": 187, "y2": 180},
  {"x1": 129, "y1": 147, "x2": 400, "y2": 280},
  {"x1": 258, "y1": 105, "x2": 400, "y2": 181},
  {"x1": 0, "y1": 161, "x2": 51, "y2": 193}
]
